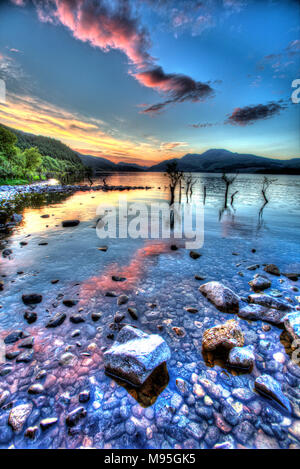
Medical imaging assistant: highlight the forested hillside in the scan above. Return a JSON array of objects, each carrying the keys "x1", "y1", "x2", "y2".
[
  {"x1": 5, "y1": 126, "x2": 83, "y2": 165},
  {"x1": 0, "y1": 124, "x2": 86, "y2": 184}
]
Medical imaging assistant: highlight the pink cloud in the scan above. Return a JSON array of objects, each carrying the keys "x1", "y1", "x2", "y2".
[
  {"x1": 11, "y1": 0, "x2": 214, "y2": 113},
  {"x1": 35, "y1": 0, "x2": 153, "y2": 67}
]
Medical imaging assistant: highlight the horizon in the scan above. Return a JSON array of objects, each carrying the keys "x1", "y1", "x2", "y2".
[{"x1": 0, "y1": 0, "x2": 300, "y2": 166}]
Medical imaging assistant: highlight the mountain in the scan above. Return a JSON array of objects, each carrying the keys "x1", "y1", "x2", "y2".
[
  {"x1": 5, "y1": 125, "x2": 83, "y2": 165},
  {"x1": 77, "y1": 153, "x2": 146, "y2": 172},
  {"x1": 2, "y1": 123, "x2": 299, "y2": 174},
  {"x1": 148, "y1": 149, "x2": 300, "y2": 174},
  {"x1": 77, "y1": 153, "x2": 117, "y2": 172}
]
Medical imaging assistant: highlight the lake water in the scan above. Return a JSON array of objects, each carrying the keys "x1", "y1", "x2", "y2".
[{"x1": 0, "y1": 172, "x2": 300, "y2": 449}]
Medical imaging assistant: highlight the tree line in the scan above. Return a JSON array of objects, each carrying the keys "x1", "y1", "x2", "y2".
[{"x1": 0, "y1": 125, "x2": 87, "y2": 184}]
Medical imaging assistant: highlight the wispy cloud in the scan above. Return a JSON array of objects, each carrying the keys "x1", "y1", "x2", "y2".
[
  {"x1": 189, "y1": 122, "x2": 218, "y2": 129},
  {"x1": 159, "y1": 141, "x2": 188, "y2": 151},
  {"x1": 227, "y1": 101, "x2": 287, "y2": 126},
  {"x1": 258, "y1": 38, "x2": 300, "y2": 73},
  {"x1": 140, "y1": 0, "x2": 247, "y2": 37},
  {"x1": 135, "y1": 66, "x2": 214, "y2": 114}
]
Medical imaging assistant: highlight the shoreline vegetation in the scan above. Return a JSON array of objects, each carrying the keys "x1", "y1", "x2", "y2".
[{"x1": 0, "y1": 124, "x2": 89, "y2": 186}]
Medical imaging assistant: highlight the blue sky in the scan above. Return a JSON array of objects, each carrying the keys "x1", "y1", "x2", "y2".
[{"x1": 0, "y1": 0, "x2": 299, "y2": 165}]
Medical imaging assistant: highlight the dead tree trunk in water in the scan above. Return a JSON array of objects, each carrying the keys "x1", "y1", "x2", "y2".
[
  {"x1": 222, "y1": 173, "x2": 237, "y2": 208},
  {"x1": 258, "y1": 177, "x2": 276, "y2": 225},
  {"x1": 165, "y1": 162, "x2": 183, "y2": 206},
  {"x1": 231, "y1": 190, "x2": 239, "y2": 206},
  {"x1": 184, "y1": 174, "x2": 197, "y2": 203}
]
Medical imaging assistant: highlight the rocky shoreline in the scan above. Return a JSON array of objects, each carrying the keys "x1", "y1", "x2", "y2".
[
  {"x1": 0, "y1": 182, "x2": 300, "y2": 449},
  {"x1": 0, "y1": 181, "x2": 152, "y2": 202},
  {"x1": 0, "y1": 247, "x2": 300, "y2": 449}
]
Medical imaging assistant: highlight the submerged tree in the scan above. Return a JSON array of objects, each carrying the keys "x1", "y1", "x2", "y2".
[
  {"x1": 258, "y1": 176, "x2": 276, "y2": 228},
  {"x1": 203, "y1": 185, "x2": 207, "y2": 205},
  {"x1": 222, "y1": 173, "x2": 238, "y2": 209},
  {"x1": 231, "y1": 190, "x2": 239, "y2": 207},
  {"x1": 165, "y1": 162, "x2": 183, "y2": 205},
  {"x1": 261, "y1": 176, "x2": 275, "y2": 205},
  {"x1": 183, "y1": 173, "x2": 197, "y2": 203}
]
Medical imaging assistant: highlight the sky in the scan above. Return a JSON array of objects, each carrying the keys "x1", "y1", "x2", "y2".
[{"x1": 0, "y1": 0, "x2": 299, "y2": 166}]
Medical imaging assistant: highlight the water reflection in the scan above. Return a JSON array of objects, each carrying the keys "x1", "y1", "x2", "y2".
[{"x1": 108, "y1": 362, "x2": 170, "y2": 408}]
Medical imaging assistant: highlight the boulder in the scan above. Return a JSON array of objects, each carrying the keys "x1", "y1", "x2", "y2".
[
  {"x1": 264, "y1": 264, "x2": 280, "y2": 276},
  {"x1": 202, "y1": 319, "x2": 244, "y2": 352},
  {"x1": 46, "y1": 312, "x2": 66, "y2": 328},
  {"x1": 228, "y1": 346, "x2": 255, "y2": 369},
  {"x1": 128, "y1": 307, "x2": 138, "y2": 320},
  {"x1": 238, "y1": 304, "x2": 286, "y2": 326},
  {"x1": 283, "y1": 272, "x2": 299, "y2": 281},
  {"x1": 190, "y1": 251, "x2": 201, "y2": 260},
  {"x1": 22, "y1": 293, "x2": 42, "y2": 305},
  {"x1": 59, "y1": 352, "x2": 76, "y2": 367},
  {"x1": 4, "y1": 330, "x2": 23, "y2": 344},
  {"x1": 66, "y1": 407, "x2": 87, "y2": 427},
  {"x1": 248, "y1": 293, "x2": 293, "y2": 312},
  {"x1": 24, "y1": 311, "x2": 37, "y2": 324},
  {"x1": 63, "y1": 299, "x2": 78, "y2": 307},
  {"x1": 112, "y1": 276, "x2": 126, "y2": 282},
  {"x1": 103, "y1": 325, "x2": 171, "y2": 386},
  {"x1": 16, "y1": 350, "x2": 34, "y2": 363},
  {"x1": 249, "y1": 274, "x2": 271, "y2": 292},
  {"x1": 2, "y1": 248, "x2": 12, "y2": 258},
  {"x1": 40, "y1": 418, "x2": 58, "y2": 431},
  {"x1": 8, "y1": 404, "x2": 33, "y2": 433},
  {"x1": 28, "y1": 383, "x2": 44, "y2": 395},
  {"x1": 117, "y1": 294, "x2": 128, "y2": 306},
  {"x1": 283, "y1": 311, "x2": 300, "y2": 341},
  {"x1": 199, "y1": 281, "x2": 239, "y2": 313},
  {"x1": 62, "y1": 220, "x2": 80, "y2": 227},
  {"x1": 254, "y1": 375, "x2": 291, "y2": 413},
  {"x1": 70, "y1": 314, "x2": 85, "y2": 324},
  {"x1": 79, "y1": 390, "x2": 90, "y2": 403}
]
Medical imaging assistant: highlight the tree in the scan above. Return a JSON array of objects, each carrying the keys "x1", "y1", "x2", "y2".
[
  {"x1": 258, "y1": 176, "x2": 276, "y2": 228},
  {"x1": 184, "y1": 173, "x2": 197, "y2": 203},
  {"x1": 22, "y1": 147, "x2": 42, "y2": 173},
  {"x1": 221, "y1": 173, "x2": 238, "y2": 208},
  {"x1": 165, "y1": 162, "x2": 183, "y2": 205},
  {"x1": 0, "y1": 125, "x2": 17, "y2": 158}
]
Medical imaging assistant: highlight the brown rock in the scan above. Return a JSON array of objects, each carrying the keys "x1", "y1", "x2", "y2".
[
  {"x1": 202, "y1": 319, "x2": 244, "y2": 352},
  {"x1": 8, "y1": 403, "x2": 33, "y2": 433},
  {"x1": 264, "y1": 264, "x2": 280, "y2": 276}
]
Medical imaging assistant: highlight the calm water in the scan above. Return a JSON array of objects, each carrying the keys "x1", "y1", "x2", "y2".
[{"x1": 0, "y1": 172, "x2": 300, "y2": 449}]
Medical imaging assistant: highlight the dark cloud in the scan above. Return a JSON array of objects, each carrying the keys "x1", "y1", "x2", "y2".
[
  {"x1": 189, "y1": 122, "x2": 217, "y2": 128},
  {"x1": 135, "y1": 66, "x2": 214, "y2": 114},
  {"x1": 227, "y1": 101, "x2": 286, "y2": 126}
]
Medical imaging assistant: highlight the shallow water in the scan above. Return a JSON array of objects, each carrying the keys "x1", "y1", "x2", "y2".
[{"x1": 0, "y1": 172, "x2": 300, "y2": 449}]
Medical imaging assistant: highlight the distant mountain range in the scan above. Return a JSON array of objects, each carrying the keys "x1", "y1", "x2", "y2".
[
  {"x1": 79, "y1": 148, "x2": 300, "y2": 175},
  {"x1": 3, "y1": 124, "x2": 300, "y2": 175},
  {"x1": 78, "y1": 153, "x2": 148, "y2": 172}
]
